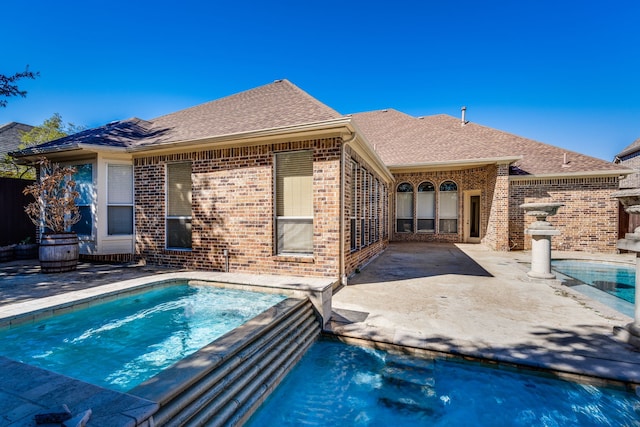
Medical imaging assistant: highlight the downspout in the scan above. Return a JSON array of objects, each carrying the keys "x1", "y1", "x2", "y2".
[{"x1": 340, "y1": 131, "x2": 357, "y2": 287}]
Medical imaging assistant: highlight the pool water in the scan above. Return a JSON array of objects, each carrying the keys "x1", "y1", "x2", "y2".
[
  {"x1": 247, "y1": 339, "x2": 640, "y2": 426},
  {"x1": 0, "y1": 284, "x2": 286, "y2": 391},
  {"x1": 551, "y1": 260, "x2": 635, "y2": 304}
]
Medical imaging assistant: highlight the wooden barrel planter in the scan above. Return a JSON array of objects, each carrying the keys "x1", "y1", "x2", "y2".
[{"x1": 39, "y1": 233, "x2": 79, "y2": 273}]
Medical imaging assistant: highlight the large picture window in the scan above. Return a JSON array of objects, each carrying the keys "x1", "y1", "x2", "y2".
[
  {"x1": 396, "y1": 182, "x2": 413, "y2": 233},
  {"x1": 275, "y1": 151, "x2": 313, "y2": 255},
  {"x1": 439, "y1": 180, "x2": 458, "y2": 233},
  {"x1": 107, "y1": 164, "x2": 133, "y2": 235},
  {"x1": 166, "y1": 162, "x2": 192, "y2": 249},
  {"x1": 417, "y1": 181, "x2": 435, "y2": 232}
]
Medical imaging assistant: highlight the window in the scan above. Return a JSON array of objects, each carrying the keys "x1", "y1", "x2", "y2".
[
  {"x1": 350, "y1": 160, "x2": 358, "y2": 251},
  {"x1": 107, "y1": 164, "x2": 133, "y2": 235},
  {"x1": 368, "y1": 172, "x2": 374, "y2": 244},
  {"x1": 439, "y1": 180, "x2": 458, "y2": 233},
  {"x1": 70, "y1": 164, "x2": 93, "y2": 236},
  {"x1": 417, "y1": 181, "x2": 435, "y2": 232},
  {"x1": 275, "y1": 151, "x2": 313, "y2": 255},
  {"x1": 360, "y1": 168, "x2": 366, "y2": 246},
  {"x1": 383, "y1": 184, "x2": 388, "y2": 240},
  {"x1": 166, "y1": 162, "x2": 192, "y2": 249},
  {"x1": 374, "y1": 178, "x2": 380, "y2": 242},
  {"x1": 396, "y1": 182, "x2": 413, "y2": 233}
]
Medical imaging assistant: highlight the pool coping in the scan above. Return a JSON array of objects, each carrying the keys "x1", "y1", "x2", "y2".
[{"x1": 0, "y1": 271, "x2": 335, "y2": 328}]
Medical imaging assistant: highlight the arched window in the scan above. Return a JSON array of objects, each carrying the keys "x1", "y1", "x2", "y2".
[
  {"x1": 396, "y1": 182, "x2": 413, "y2": 233},
  {"x1": 439, "y1": 180, "x2": 458, "y2": 234},
  {"x1": 417, "y1": 181, "x2": 435, "y2": 232}
]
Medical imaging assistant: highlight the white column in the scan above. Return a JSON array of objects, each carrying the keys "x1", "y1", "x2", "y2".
[{"x1": 526, "y1": 229, "x2": 560, "y2": 280}]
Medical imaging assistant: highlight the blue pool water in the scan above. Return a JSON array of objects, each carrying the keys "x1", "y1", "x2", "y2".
[
  {"x1": 551, "y1": 260, "x2": 635, "y2": 304},
  {"x1": 247, "y1": 339, "x2": 640, "y2": 426},
  {"x1": 0, "y1": 284, "x2": 286, "y2": 391}
]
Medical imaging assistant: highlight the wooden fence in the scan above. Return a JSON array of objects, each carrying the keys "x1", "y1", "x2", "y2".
[{"x1": 0, "y1": 177, "x2": 36, "y2": 246}]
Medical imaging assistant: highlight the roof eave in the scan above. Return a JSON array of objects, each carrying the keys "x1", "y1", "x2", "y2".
[
  {"x1": 127, "y1": 117, "x2": 353, "y2": 153},
  {"x1": 509, "y1": 169, "x2": 633, "y2": 180},
  {"x1": 387, "y1": 156, "x2": 522, "y2": 172}
]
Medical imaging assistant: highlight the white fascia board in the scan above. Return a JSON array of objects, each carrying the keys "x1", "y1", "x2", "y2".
[
  {"x1": 388, "y1": 156, "x2": 522, "y2": 171},
  {"x1": 509, "y1": 169, "x2": 633, "y2": 181}
]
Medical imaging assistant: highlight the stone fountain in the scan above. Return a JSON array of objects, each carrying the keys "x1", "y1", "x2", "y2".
[
  {"x1": 611, "y1": 189, "x2": 640, "y2": 347},
  {"x1": 521, "y1": 202, "x2": 564, "y2": 279}
]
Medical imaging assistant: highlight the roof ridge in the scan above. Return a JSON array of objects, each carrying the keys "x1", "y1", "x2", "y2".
[{"x1": 277, "y1": 79, "x2": 343, "y2": 117}]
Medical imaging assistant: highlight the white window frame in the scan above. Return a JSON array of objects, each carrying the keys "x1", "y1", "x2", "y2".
[
  {"x1": 274, "y1": 150, "x2": 314, "y2": 255},
  {"x1": 106, "y1": 163, "x2": 134, "y2": 236},
  {"x1": 417, "y1": 181, "x2": 436, "y2": 233},
  {"x1": 166, "y1": 162, "x2": 192, "y2": 250},
  {"x1": 438, "y1": 180, "x2": 459, "y2": 234}
]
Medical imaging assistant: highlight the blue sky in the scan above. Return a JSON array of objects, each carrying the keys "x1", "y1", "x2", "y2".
[{"x1": 2, "y1": 0, "x2": 639, "y2": 161}]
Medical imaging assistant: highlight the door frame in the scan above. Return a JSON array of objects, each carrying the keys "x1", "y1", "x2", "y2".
[{"x1": 464, "y1": 190, "x2": 481, "y2": 243}]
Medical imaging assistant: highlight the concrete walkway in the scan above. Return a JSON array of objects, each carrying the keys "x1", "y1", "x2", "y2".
[{"x1": 329, "y1": 242, "x2": 640, "y2": 384}]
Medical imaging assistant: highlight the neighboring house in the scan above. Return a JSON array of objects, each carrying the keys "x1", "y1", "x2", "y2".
[
  {"x1": 614, "y1": 138, "x2": 640, "y2": 234},
  {"x1": 10, "y1": 80, "x2": 629, "y2": 281},
  {"x1": 615, "y1": 138, "x2": 640, "y2": 189},
  {"x1": 0, "y1": 122, "x2": 33, "y2": 175}
]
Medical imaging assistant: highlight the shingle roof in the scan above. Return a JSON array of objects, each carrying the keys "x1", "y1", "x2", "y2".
[
  {"x1": 10, "y1": 81, "x2": 629, "y2": 178},
  {"x1": 142, "y1": 79, "x2": 342, "y2": 146},
  {"x1": 352, "y1": 109, "x2": 624, "y2": 176},
  {"x1": 617, "y1": 137, "x2": 640, "y2": 159},
  {"x1": 0, "y1": 122, "x2": 33, "y2": 158},
  {"x1": 13, "y1": 80, "x2": 343, "y2": 157}
]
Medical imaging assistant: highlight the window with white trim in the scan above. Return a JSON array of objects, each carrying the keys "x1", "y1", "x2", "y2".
[
  {"x1": 350, "y1": 160, "x2": 358, "y2": 251},
  {"x1": 439, "y1": 180, "x2": 458, "y2": 233},
  {"x1": 417, "y1": 181, "x2": 435, "y2": 232},
  {"x1": 275, "y1": 151, "x2": 313, "y2": 255},
  {"x1": 70, "y1": 163, "x2": 93, "y2": 236},
  {"x1": 360, "y1": 167, "x2": 366, "y2": 247},
  {"x1": 396, "y1": 182, "x2": 413, "y2": 233},
  {"x1": 107, "y1": 164, "x2": 133, "y2": 235},
  {"x1": 166, "y1": 162, "x2": 192, "y2": 249}
]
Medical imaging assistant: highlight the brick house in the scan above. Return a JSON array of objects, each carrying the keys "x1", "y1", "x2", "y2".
[
  {"x1": 11, "y1": 80, "x2": 629, "y2": 280},
  {"x1": 615, "y1": 137, "x2": 640, "y2": 234}
]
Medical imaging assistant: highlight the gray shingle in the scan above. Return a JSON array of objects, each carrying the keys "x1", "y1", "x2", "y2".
[{"x1": 352, "y1": 109, "x2": 624, "y2": 176}]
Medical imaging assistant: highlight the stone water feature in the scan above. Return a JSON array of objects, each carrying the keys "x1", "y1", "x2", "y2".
[
  {"x1": 521, "y1": 202, "x2": 564, "y2": 280},
  {"x1": 611, "y1": 189, "x2": 640, "y2": 348}
]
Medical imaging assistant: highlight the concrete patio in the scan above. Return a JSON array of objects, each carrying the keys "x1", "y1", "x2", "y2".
[{"x1": 329, "y1": 242, "x2": 640, "y2": 385}]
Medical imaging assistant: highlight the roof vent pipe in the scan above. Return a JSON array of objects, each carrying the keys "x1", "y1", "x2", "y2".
[{"x1": 461, "y1": 106, "x2": 468, "y2": 126}]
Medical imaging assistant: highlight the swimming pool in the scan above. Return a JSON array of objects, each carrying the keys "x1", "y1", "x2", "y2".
[
  {"x1": 247, "y1": 339, "x2": 640, "y2": 426},
  {"x1": 551, "y1": 260, "x2": 636, "y2": 318},
  {"x1": 551, "y1": 260, "x2": 635, "y2": 304},
  {"x1": 0, "y1": 283, "x2": 286, "y2": 392}
]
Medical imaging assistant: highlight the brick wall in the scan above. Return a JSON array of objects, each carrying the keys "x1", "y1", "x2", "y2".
[
  {"x1": 482, "y1": 164, "x2": 510, "y2": 251},
  {"x1": 508, "y1": 176, "x2": 619, "y2": 252},
  {"x1": 134, "y1": 138, "x2": 344, "y2": 278},
  {"x1": 389, "y1": 166, "x2": 492, "y2": 244},
  {"x1": 619, "y1": 152, "x2": 640, "y2": 189}
]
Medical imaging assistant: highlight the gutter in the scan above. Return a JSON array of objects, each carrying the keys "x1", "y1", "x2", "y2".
[
  {"x1": 388, "y1": 156, "x2": 522, "y2": 171},
  {"x1": 509, "y1": 169, "x2": 633, "y2": 181},
  {"x1": 126, "y1": 117, "x2": 354, "y2": 153},
  {"x1": 339, "y1": 131, "x2": 358, "y2": 287}
]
